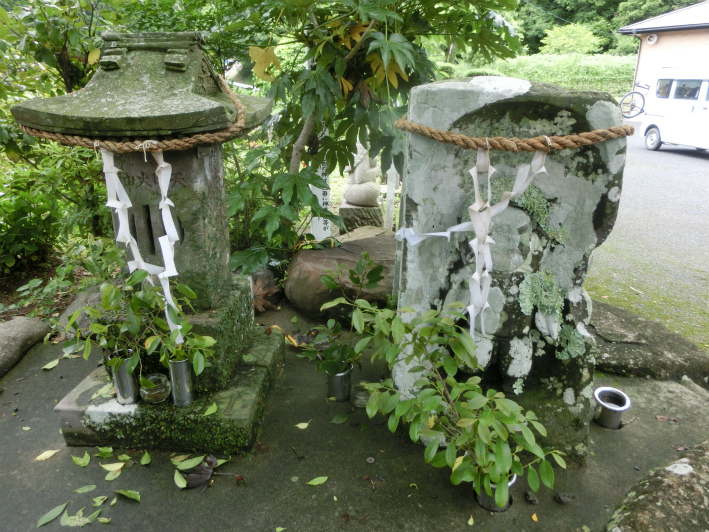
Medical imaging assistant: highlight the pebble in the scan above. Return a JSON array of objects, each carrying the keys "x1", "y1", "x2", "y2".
[
  {"x1": 554, "y1": 492, "x2": 573, "y2": 504},
  {"x1": 525, "y1": 491, "x2": 539, "y2": 505}
]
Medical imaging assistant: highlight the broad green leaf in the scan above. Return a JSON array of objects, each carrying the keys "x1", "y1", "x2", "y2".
[
  {"x1": 203, "y1": 402, "x2": 218, "y2": 417},
  {"x1": 445, "y1": 441, "x2": 457, "y2": 468},
  {"x1": 330, "y1": 413, "x2": 348, "y2": 424},
  {"x1": 118, "y1": 454, "x2": 131, "y2": 461},
  {"x1": 98, "y1": 517, "x2": 111, "y2": 524},
  {"x1": 530, "y1": 419, "x2": 547, "y2": 437},
  {"x1": 441, "y1": 356, "x2": 457, "y2": 377},
  {"x1": 176, "y1": 283, "x2": 197, "y2": 299},
  {"x1": 109, "y1": 497, "x2": 117, "y2": 506},
  {"x1": 115, "y1": 490, "x2": 140, "y2": 502},
  {"x1": 276, "y1": 528, "x2": 286, "y2": 532},
  {"x1": 37, "y1": 502, "x2": 68, "y2": 527},
  {"x1": 519, "y1": 423, "x2": 536, "y2": 446},
  {"x1": 527, "y1": 465, "x2": 540, "y2": 492},
  {"x1": 193, "y1": 351, "x2": 205, "y2": 376},
  {"x1": 175, "y1": 455, "x2": 206, "y2": 470},
  {"x1": 140, "y1": 451, "x2": 151, "y2": 465},
  {"x1": 42, "y1": 359, "x2": 59, "y2": 370},
  {"x1": 552, "y1": 452, "x2": 567, "y2": 469},
  {"x1": 539, "y1": 459, "x2": 554, "y2": 489},
  {"x1": 105, "y1": 469, "x2": 121, "y2": 481},
  {"x1": 174, "y1": 470, "x2": 187, "y2": 489},
  {"x1": 72, "y1": 452, "x2": 90, "y2": 467},
  {"x1": 92, "y1": 496, "x2": 107, "y2": 507},
  {"x1": 352, "y1": 308, "x2": 364, "y2": 334},
  {"x1": 494, "y1": 476, "x2": 509, "y2": 508},
  {"x1": 100, "y1": 462, "x2": 124, "y2": 471},
  {"x1": 494, "y1": 440, "x2": 513, "y2": 473},
  {"x1": 456, "y1": 418, "x2": 474, "y2": 428},
  {"x1": 95, "y1": 447, "x2": 113, "y2": 458},
  {"x1": 74, "y1": 485, "x2": 96, "y2": 493},
  {"x1": 366, "y1": 391, "x2": 380, "y2": 418},
  {"x1": 306, "y1": 476, "x2": 328, "y2": 486},
  {"x1": 424, "y1": 437, "x2": 439, "y2": 463},
  {"x1": 87, "y1": 509, "x2": 102, "y2": 523}
]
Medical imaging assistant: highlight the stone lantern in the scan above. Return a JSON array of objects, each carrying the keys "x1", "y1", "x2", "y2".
[{"x1": 11, "y1": 31, "x2": 282, "y2": 452}]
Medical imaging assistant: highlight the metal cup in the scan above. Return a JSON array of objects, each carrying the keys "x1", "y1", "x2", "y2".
[{"x1": 594, "y1": 386, "x2": 631, "y2": 429}]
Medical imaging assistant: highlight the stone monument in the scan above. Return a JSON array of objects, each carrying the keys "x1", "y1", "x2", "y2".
[
  {"x1": 394, "y1": 77, "x2": 630, "y2": 463},
  {"x1": 11, "y1": 31, "x2": 282, "y2": 453},
  {"x1": 339, "y1": 141, "x2": 384, "y2": 231}
]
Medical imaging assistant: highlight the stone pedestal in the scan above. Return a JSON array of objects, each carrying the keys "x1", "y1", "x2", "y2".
[
  {"x1": 55, "y1": 329, "x2": 284, "y2": 453},
  {"x1": 395, "y1": 77, "x2": 628, "y2": 463},
  {"x1": 339, "y1": 201, "x2": 383, "y2": 232}
]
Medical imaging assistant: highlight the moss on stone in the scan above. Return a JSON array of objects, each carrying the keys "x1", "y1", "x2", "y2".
[{"x1": 519, "y1": 270, "x2": 565, "y2": 317}]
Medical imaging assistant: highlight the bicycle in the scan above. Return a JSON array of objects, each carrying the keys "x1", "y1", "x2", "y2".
[{"x1": 620, "y1": 82, "x2": 650, "y2": 118}]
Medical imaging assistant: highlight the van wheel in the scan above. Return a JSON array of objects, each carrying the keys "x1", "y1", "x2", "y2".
[{"x1": 645, "y1": 127, "x2": 662, "y2": 151}]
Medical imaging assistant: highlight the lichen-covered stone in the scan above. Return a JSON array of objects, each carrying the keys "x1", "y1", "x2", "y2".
[
  {"x1": 395, "y1": 77, "x2": 627, "y2": 461},
  {"x1": 113, "y1": 146, "x2": 233, "y2": 310},
  {"x1": 11, "y1": 32, "x2": 272, "y2": 137},
  {"x1": 605, "y1": 441, "x2": 709, "y2": 532}
]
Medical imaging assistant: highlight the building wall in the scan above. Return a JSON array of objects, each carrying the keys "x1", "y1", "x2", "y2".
[{"x1": 634, "y1": 29, "x2": 709, "y2": 86}]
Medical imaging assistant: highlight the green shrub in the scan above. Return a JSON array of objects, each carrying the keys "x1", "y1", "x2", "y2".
[
  {"x1": 540, "y1": 24, "x2": 601, "y2": 55},
  {"x1": 462, "y1": 68, "x2": 504, "y2": 77},
  {"x1": 0, "y1": 186, "x2": 61, "y2": 273}
]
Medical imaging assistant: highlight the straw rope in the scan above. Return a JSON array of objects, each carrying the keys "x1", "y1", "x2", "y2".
[
  {"x1": 18, "y1": 75, "x2": 246, "y2": 153},
  {"x1": 394, "y1": 116, "x2": 634, "y2": 153}
]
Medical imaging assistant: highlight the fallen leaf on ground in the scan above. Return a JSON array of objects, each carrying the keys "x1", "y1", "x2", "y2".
[
  {"x1": 306, "y1": 476, "x2": 328, "y2": 486},
  {"x1": 42, "y1": 359, "x2": 60, "y2": 370},
  {"x1": 35, "y1": 450, "x2": 60, "y2": 461},
  {"x1": 295, "y1": 420, "x2": 311, "y2": 429},
  {"x1": 37, "y1": 502, "x2": 69, "y2": 527},
  {"x1": 532, "y1": 513, "x2": 538, "y2": 522},
  {"x1": 656, "y1": 415, "x2": 670, "y2": 422}
]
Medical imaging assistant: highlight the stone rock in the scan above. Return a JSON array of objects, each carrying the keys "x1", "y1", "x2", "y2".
[
  {"x1": 394, "y1": 76, "x2": 628, "y2": 461},
  {"x1": 0, "y1": 317, "x2": 50, "y2": 377},
  {"x1": 285, "y1": 227, "x2": 395, "y2": 318},
  {"x1": 58, "y1": 285, "x2": 102, "y2": 339},
  {"x1": 590, "y1": 301, "x2": 709, "y2": 388},
  {"x1": 339, "y1": 203, "x2": 384, "y2": 232},
  {"x1": 605, "y1": 440, "x2": 709, "y2": 532}
]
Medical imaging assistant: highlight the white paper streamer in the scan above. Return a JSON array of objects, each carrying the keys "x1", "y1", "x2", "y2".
[
  {"x1": 396, "y1": 148, "x2": 548, "y2": 337},
  {"x1": 100, "y1": 149, "x2": 184, "y2": 345}
]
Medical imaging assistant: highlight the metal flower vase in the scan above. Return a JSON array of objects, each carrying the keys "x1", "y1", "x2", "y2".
[
  {"x1": 476, "y1": 474, "x2": 517, "y2": 512},
  {"x1": 106, "y1": 353, "x2": 139, "y2": 405},
  {"x1": 169, "y1": 359, "x2": 194, "y2": 407},
  {"x1": 326, "y1": 364, "x2": 354, "y2": 402}
]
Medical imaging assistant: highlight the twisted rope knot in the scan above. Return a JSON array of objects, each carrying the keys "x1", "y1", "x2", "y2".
[{"x1": 394, "y1": 116, "x2": 634, "y2": 153}]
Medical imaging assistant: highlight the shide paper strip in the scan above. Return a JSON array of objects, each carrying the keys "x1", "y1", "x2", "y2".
[
  {"x1": 100, "y1": 149, "x2": 184, "y2": 345},
  {"x1": 396, "y1": 148, "x2": 548, "y2": 339}
]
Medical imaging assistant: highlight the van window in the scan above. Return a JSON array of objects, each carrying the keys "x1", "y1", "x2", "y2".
[
  {"x1": 656, "y1": 79, "x2": 672, "y2": 98},
  {"x1": 674, "y1": 80, "x2": 701, "y2": 100}
]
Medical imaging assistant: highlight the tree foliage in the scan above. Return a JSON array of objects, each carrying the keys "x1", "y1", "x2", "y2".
[{"x1": 513, "y1": 0, "x2": 698, "y2": 54}]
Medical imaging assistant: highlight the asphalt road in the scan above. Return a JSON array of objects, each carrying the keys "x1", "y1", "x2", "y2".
[{"x1": 587, "y1": 121, "x2": 709, "y2": 347}]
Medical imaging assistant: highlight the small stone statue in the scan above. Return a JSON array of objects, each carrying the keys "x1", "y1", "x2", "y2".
[{"x1": 342, "y1": 142, "x2": 381, "y2": 207}]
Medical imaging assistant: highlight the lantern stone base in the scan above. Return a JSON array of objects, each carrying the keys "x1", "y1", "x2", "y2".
[{"x1": 54, "y1": 328, "x2": 284, "y2": 453}]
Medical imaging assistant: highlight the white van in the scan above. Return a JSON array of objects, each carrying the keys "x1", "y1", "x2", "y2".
[{"x1": 639, "y1": 69, "x2": 709, "y2": 152}]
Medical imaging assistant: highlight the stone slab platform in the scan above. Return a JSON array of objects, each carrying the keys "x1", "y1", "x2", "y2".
[{"x1": 54, "y1": 329, "x2": 284, "y2": 453}]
